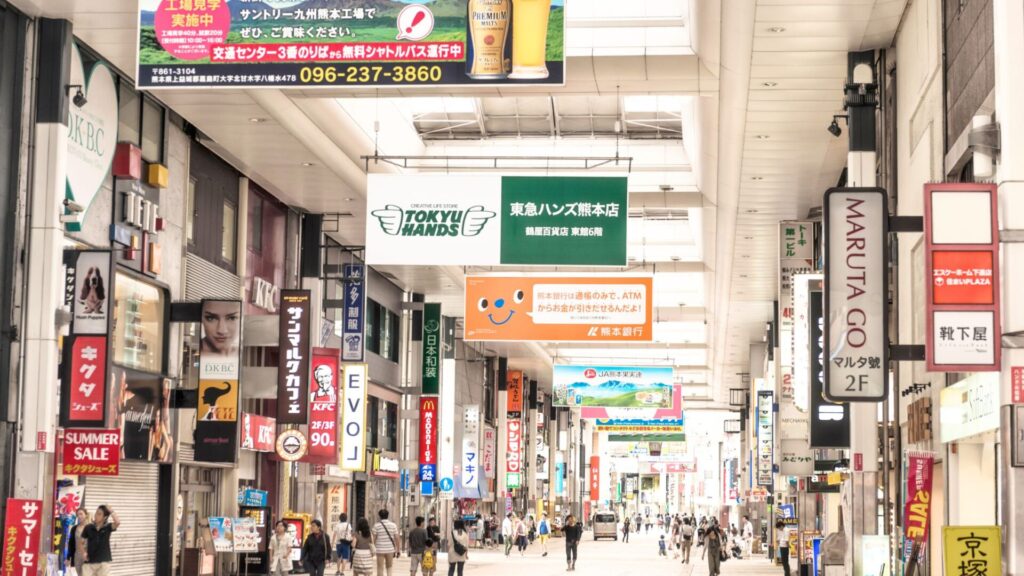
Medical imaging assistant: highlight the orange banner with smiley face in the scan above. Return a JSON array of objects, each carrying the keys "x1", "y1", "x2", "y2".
[{"x1": 464, "y1": 275, "x2": 653, "y2": 342}]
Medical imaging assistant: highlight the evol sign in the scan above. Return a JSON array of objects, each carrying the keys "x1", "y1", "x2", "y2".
[
  {"x1": 340, "y1": 364, "x2": 368, "y2": 471},
  {"x1": 62, "y1": 429, "x2": 120, "y2": 476},
  {"x1": 824, "y1": 188, "x2": 888, "y2": 402}
]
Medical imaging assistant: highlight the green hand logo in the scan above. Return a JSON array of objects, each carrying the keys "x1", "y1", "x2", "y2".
[
  {"x1": 461, "y1": 205, "x2": 496, "y2": 236},
  {"x1": 371, "y1": 204, "x2": 404, "y2": 236}
]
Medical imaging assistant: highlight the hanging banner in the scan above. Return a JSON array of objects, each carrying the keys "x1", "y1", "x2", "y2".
[
  {"x1": 809, "y1": 290, "x2": 850, "y2": 448},
  {"x1": 367, "y1": 175, "x2": 626, "y2": 266},
  {"x1": 241, "y1": 413, "x2": 276, "y2": 452},
  {"x1": 924, "y1": 183, "x2": 1001, "y2": 371},
  {"x1": 553, "y1": 365, "x2": 673, "y2": 408},
  {"x1": 506, "y1": 419, "x2": 522, "y2": 488},
  {"x1": 418, "y1": 396, "x2": 438, "y2": 482},
  {"x1": 62, "y1": 335, "x2": 109, "y2": 427},
  {"x1": 137, "y1": 0, "x2": 565, "y2": 88},
  {"x1": 483, "y1": 426, "x2": 496, "y2": 479},
  {"x1": 340, "y1": 364, "x2": 368, "y2": 471},
  {"x1": 461, "y1": 405, "x2": 480, "y2": 489},
  {"x1": 342, "y1": 264, "x2": 366, "y2": 362},
  {"x1": 645, "y1": 460, "x2": 698, "y2": 474},
  {"x1": 66, "y1": 250, "x2": 113, "y2": 335},
  {"x1": 278, "y1": 290, "x2": 312, "y2": 424},
  {"x1": 902, "y1": 452, "x2": 935, "y2": 563},
  {"x1": 589, "y1": 455, "x2": 600, "y2": 500},
  {"x1": 196, "y1": 299, "x2": 242, "y2": 463},
  {"x1": 756, "y1": 391, "x2": 774, "y2": 486},
  {"x1": 2, "y1": 498, "x2": 43, "y2": 576},
  {"x1": 941, "y1": 526, "x2": 1001, "y2": 576},
  {"x1": 581, "y1": 384, "x2": 682, "y2": 421},
  {"x1": 823, "y1": 188, "x2": 888, "y2": 401},
  {"x1": 421, "y1": 303, "x2": 441, "y2": 395},
  {"x1": 109, "y1": 366, "x2": 174, "y2": 462},
  {"x1": 438, "y1": 358, "x2": 456, "y2": 499},
  {"x1": 507, "y1": 370, "x2": 523, "y2": 419},
  {"x1": 62, "y1": 429, "x2": 121, "y2": 476},
  {"x1": 778, "y1": 221, "x2": 815, "y2": 402},
  {"x1": 465, "y1": 275, "x2": 653, "y2": 342},
  {"x1": 306, "y1": 349, "x2": 340, "y2": 463},
  {"x1": 594, "y1": 419, "x2": 684, "y2": 433}
]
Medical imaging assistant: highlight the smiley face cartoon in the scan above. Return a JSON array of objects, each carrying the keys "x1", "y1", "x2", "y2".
[{"x1": 477, "y1": 289, "x2": 526, "y2": 326}]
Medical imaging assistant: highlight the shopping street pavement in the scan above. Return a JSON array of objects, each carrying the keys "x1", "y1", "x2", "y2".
[{"x1": 328, "y1": 529, "x2": 783, "y2": 576}]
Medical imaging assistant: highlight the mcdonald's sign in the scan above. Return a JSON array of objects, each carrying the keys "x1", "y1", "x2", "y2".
[{"x1": 419, "y1": 396, "x2": 439, "y2": 482}]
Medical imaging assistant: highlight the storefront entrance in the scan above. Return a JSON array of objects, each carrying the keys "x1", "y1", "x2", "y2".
[{"x1": 177, "y1": 466, "x2": 221, "y2": 576}]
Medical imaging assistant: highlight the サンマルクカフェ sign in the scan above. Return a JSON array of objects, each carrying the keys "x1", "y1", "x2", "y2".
[
  {"x1": 366, "y1": 175, "x2": 627, "y2": 266},
  {"x1": 277, "y1": 290, "x2": 312, "y2": 424},
  {"x1": 823, "y1": 188, "x2": 888, "y2": 402}
]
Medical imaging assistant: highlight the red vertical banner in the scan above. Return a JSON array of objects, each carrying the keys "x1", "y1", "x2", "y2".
[
  {"x1": 507, "y1": 370, "x2": 523, "y2": 418},
  {"x1": 2, "y1": 498, "x2": 43, "y2": 576},
  {"x1": 418, "y1": 396, "x2": 438, "y2": 482},
  {"x1": 64, "y1": 335, "x2": 109, "y2": 425},
  {"x1": 306, "y1": 349, "x2": 340, "y2": 463},
  {"x1": 589, "y1": 455, "x2": 600, "y2": 500},
  {"x1": 902, "y1": 452, "x2": 935, "y2": 561}
]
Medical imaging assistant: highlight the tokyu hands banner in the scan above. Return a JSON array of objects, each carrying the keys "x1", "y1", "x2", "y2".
[{"x1": 366, "y1": 174, "x2": 627, "y2": 266}]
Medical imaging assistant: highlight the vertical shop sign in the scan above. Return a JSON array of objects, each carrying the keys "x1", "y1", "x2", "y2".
[
  {"x1": 2, "y1": 498, "x2": 43, "y2": 576},
  {"x1": 924, "y1": 183, "x2": 1001, "y2": 371},
  {"x1": 483, "y1": 427, "x2": 496, "y2": 479},
  {"x1": 62, "y1": 429, "x2": 121, "y2": 476},
  {"x1": 756, "y1": 391, "x2": 774, "y2": 486},
  {"x1": 1013, "y1": 367, "x2": 1024, "y2": 405},
  {"x1": 462, "y1": 405, "x2": 480, "y2": 489},
  {"x1": 418, "y1": 396, "x2": 438, "y2": 482},
  {"x1": 902, "y1": 452, "x2": 935, "y2": 563},
  {"x1": 589, "y1": 455, "x2": 600, "y2": 501},
  {"x1": 340, "y1": 364, "x2": 368, "y2": 471},
  {"x1": 809, "y1": 290, "x2": 850, "y2": 448},
  {"x1": 942, "y1": 526, "x2": 1001, "y2": 576},
  {"x1": 438, "y1": 358, "x2": 456, "y2": 498},
  {"x1": 342, "y1": 264, "x2": 366, "y2": 362},
  {"x1": 196, "y1": 300, "x2": 242, "y2": 463},
  {"x1": 62, "y1": 335, "x2": 109, "y2": 426},
  {"x1": 306, "y1": 349, "x2": 340, "y2": 463},
  {"x1": 823, "y1": 188, "x2": 888, "y2": 401},
  {"x1": 507, "y1": 370, "x2": 523, "y2": 419},
  {"x1": 240, "y1": 413, "x2": 276, "y2": 452},
  {"x1": 278, "y1": 290, "x2": 312, "y2": 424},
  {"x1": 421, "y1": 303, "x2": 441, "y2": 395},
  {"x1": 67, "y1": 250, "x2": 113, "y2": 334},
  {"x1": 506, "y1": 420, "x2": 522, "y2": 489},
  {"x1": 778, "y1": 221, "x2": 815, "y2": 404}
]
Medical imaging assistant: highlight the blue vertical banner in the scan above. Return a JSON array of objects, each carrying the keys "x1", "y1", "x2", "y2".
[
  {"x1": 556, "y1": 462, "x2": 565, "y2": 496},
  {"x1": 342, "y1": 264, "x2": 366, "y2": 362}
]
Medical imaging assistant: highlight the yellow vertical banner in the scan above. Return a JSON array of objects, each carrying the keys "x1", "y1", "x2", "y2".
[{"x1": 942, "y1": 526, "x2": 1001, "y2": 576}]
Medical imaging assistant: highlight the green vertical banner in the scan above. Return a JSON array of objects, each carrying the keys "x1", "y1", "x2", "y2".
[
  {"x1": 422, "y1": 303, "x2": 441, "y2": 395},
  {"x1": 500, "y1": 176, "x2": 628, "y2": 265}
]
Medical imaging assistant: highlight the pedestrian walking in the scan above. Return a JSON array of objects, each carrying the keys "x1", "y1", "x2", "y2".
[
  {"x1": 301, "y1": 519, "x2": 331, "y2": 576},
  {"x1": 475, "y1": 514, "x2": 486, "y2": 549},
  {"x1": 658, "y1": 535, "x2": 668, "y2": 557},
  {"x1": 537, "y1": 513, "x2": 551, "y2": 557},
  {"x1": 372, "y1": 509, "x2": 400, "y2": 576},
  {"x1": 563, "y1": 515, "x2": 582, "y2": 572},
  {"x1": 502, "y1": 514, "x2": 514, "y2": 557},
  {"x1": 427, "y1": 518, "x2": 441, "y2": 548},
  {"x1": 333, "y1": 513, "x2": 353, "y2": 575},
  {"x1": 352, "y1": 519, "x2": 376, "y2": 576},
  {"x1": 447, "y1": 520, "x2": 470, "y2": 576},
  {"x1": 528, "y1": 515, "x2": 537, "y2": 544},
  {"x1": 421, "y1": 538, "x2": 437, "y2": 576},
  {"x1": 621, "y1": 517, "x2": 631, "y2": 543},
  {"x1": 269, "y1": 521, "x2": 296, "y2": 576},
  {"x1": 65, "y1": 508, "x2": 89, "y2": 573},
  {"x1": 79, "y1": 505, "x2": 120, "y2": 576},
  {"x1": 486, "y1": 515, "x2": 498, "y2": 549},
  {"x1": 408, "y1": 517, "x2": 429, "y2": 576},
  {"x1": 776, "y1": 521, "x2": 792, "y2": 576},
  {"x1": 703, "y1": 521, "x2": 722, "y2": 576},
  {"x1": 742, "y1": 516, "x2": 754, "y2": 557},
  {"x1": 514, "y1": 514, "x2": 529, "y2": 555},
  {"x1": 680, "y1": 517, "x2": 695, "y2": 564}
]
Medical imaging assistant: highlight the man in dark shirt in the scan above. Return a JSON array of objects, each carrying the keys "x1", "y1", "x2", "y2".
[
  {"x1": 426, "y1": 518, "x2": 441, "y2": 547},
  {"x1": 80, "y1": 505, "x2": 120, "y2": 576},
  {"x1": 408, "y1": 516, "x2": 429, "y2": 576}
]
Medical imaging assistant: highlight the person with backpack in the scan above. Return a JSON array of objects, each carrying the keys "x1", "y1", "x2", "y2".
[
  {"x1": 301, "y1": 519, "x2": 331, "y2": 576},
  {"x1": 448, "y1": 519, "x2": 470, "y2": 576},
  {"x1": 537, "y1": 513, "x2": 551, "y2": 557},
  {"x1": 333, "y1": 513, "x2": 353, "y2": 576},
  {"x1": 421, "y1": 538, "x2": 437, "y2": 576}
]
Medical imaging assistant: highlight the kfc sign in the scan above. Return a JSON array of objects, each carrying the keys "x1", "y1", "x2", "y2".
[
  {"x1": 63, "y1": 335, "x2": 108, "y2": 426},
  {"x1": 419, "y1": 396, "x2": 438, "y2": 482},
  {"x1": 306, "y1": 349, "x2": 340, "y2": 463},
  {"x1": 240, "y1": 413, "x2": 276, "y2": 452},
  {"x1": 62, "y1": 429, "x2": 120, "y2": 476},
  {"x1": 506, "y1": 420, "x2": 522, "y2": 474}
]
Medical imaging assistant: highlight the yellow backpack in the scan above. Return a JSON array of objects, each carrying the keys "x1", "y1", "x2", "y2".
[{"x1": 422, "y1": 550, "x2": 436, "y2": 571}]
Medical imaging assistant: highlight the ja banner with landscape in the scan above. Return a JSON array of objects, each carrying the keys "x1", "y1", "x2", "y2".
[
  {"x1": 137, "y1": 0, "x2": 564, "y2": 88},
  {"x1": 366, "y1": 174, "x2": 627, "y2": 266},
  {"x1": 552, "y1": 365, "x2": 674, "y2": 408}
]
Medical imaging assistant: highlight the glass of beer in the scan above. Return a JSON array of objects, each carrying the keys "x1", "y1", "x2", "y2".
[{"x1": 509, "y1": 0, "x2": 550, "y2": 79}]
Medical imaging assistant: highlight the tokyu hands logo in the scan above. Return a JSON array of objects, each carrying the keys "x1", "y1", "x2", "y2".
[{"x1": 371, "y1": 204, "x2": 496, "y2": 237}]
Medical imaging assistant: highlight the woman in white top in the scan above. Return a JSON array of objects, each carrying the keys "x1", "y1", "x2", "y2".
[
  {"x1": 447, "y1": 519, "x2": 470, "y2": 576},
  {"x1": 269, "y1": 521, "x2": 295, "y2": 576},
  {"x1": 333, "y1": 513, "x2": 353, "y2": 575}
]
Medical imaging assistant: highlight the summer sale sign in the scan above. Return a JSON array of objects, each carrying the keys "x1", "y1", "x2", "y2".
[{"x1": 903, "y1": 452, "x2": 935, "y2": 562}]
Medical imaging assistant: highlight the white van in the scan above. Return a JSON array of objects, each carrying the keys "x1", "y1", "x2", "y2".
[{"x1": 592, "y1": 512, "x2": 618, "y2": 540}]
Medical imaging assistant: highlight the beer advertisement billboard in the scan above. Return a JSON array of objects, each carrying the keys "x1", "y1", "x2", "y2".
[{"x1": 137, "y1": 0, "x2": 566, "y2": 88}]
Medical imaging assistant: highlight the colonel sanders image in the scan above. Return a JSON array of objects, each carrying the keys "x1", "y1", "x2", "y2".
[{"x1": 311, "y1": 364, "x2": 337, "y2": 403}]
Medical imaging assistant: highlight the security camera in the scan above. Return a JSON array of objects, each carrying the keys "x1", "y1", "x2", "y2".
[
  {"x1": 827, "y1": 119, "x2": 842, "y2": 138},
  {"x1": 73, "y1": 88, "x2": 87, "y2": 108},
  {"x1": 63, "y1": 198, "x2": 85, "y2": 214}
]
